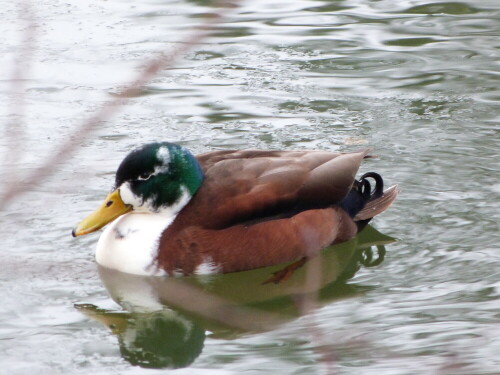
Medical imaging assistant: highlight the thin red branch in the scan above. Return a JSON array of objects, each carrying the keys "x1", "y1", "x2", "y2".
[{"x1": 3, "y1": 0, "x2": 37, "y2": 182}]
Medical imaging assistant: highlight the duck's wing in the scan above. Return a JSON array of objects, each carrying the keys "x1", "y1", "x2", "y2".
[
  {"x1": 187, "y1": 149, "x2": 370, "y2": 229},
  {"x1": 196, "y1": 149, "x2": 334, "y2": 171}
]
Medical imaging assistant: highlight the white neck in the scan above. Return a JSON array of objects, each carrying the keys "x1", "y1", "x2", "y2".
[{"x1": 95, "y1": 187, "x2": 192, "y2": 276}]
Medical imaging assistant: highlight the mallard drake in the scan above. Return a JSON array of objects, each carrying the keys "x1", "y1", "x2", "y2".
[{"x1": 73, "y1": 142, "x2": 398, "y2": 278}]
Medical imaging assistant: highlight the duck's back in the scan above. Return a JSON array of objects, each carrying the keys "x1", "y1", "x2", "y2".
[{"x1": 189, "y1": 149, "x2": 369, "y2": 227}]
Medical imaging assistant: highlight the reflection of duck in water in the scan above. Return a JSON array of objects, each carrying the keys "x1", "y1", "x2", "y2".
[
  {"x1": 76, "y1": 226, "x2": 394, "y2": 369},
  {"x1": 76, "y1": 305, "x2": 205, "y2": 369},
  {"x1": 73, "y1": 143, "x2": 397, "y2": 281}
]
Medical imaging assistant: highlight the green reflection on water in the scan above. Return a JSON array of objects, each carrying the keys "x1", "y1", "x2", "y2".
[
  {"x1": 402, "y1": 2, "x2": 482, "y2": 15},
  {"x1": 76, "y1": 225, "x2": 394, "y2": 369},
  {"x1": 384, "y1": 37, "x2": 443, "y2": 47}
]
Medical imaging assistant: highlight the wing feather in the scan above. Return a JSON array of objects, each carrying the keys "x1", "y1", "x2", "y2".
[{"x1": 187, "y1": 149, "x2": 369, "y2": 229}]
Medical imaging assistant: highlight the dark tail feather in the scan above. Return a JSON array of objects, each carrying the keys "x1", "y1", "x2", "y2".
[
  {"x1": 341, "y1": 172, "x2": 385, "y2": 217},
  {"x1": 341, "y1": 171, "x2": 398, "y2": 224}
]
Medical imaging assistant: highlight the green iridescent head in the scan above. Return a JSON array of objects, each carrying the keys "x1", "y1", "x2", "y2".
[{"x1": 115, "y1": 142, "x2": 204, "y2": 212}]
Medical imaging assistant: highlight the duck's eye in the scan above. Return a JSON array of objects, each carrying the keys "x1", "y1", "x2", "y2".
[{"x1": 137, "y1": 172, "x2": 152, "y2": 181}]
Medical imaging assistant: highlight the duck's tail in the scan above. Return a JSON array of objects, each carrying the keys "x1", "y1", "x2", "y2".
[{"x1": 340, "y1": 172, "x2": 399, "y2": 228}]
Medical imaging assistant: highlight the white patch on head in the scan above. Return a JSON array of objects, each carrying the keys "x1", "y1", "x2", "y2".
[
  {"x1": 118, "y1": 182, "x2": 145, "y2": 209},
  {"x1": 194, "y1": 257, "x2": 221, "y2": 276},
  {"x1": 156, "y1": 146, "x2": 171, "y2": 171},
  {"x1": 95, "y1": 185, "x2": 192, "y2": 276},
  {"x1": 119, "y1": 182, "x2": 191, "y2": 215},
  {"x1": 129, "y1": 146, "x2": 171, "y2": 182}
]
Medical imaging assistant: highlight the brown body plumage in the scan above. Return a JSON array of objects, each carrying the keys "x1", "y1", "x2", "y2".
[{"x1": 157, "y1": 149, "x2": 398, "y2": 275}]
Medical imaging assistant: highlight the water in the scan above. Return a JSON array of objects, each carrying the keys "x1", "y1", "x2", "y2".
[{"x1": 1, "y1": 0, "x2": 499, "y2": 373}]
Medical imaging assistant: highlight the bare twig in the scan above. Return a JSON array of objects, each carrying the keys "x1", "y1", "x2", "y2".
[
  {"x1": 0, "y1": 0, "x2": 240, "y2": 211},
  {"x1": 3, "y1": 0, "x2": 37, "y2": 182},
  {"x1": 297, "y1": 254, "x2": 337, "y2": 374}
]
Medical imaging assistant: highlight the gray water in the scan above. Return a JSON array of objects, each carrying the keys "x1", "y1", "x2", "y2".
[{"x1": 1, "y1": 0, "x2": 499, "y2": 374}]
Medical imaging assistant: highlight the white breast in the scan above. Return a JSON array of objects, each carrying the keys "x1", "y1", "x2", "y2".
[{"x1": 95, "y1": 212, "x2": 172, "y2": 276}]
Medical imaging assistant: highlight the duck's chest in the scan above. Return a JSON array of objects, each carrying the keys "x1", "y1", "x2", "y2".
[{"x1": 95, "y1": 213, "x2": 173, "y2": 276}]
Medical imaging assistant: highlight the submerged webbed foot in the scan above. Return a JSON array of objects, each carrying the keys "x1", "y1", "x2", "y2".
[{"x1": 263, "y1": 257, "x2": 308, "y2": 284}]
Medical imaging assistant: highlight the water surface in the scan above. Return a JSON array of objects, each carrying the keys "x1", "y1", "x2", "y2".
[{"x1": 1, "y1": 0, "x2": 499, "y2": 374}]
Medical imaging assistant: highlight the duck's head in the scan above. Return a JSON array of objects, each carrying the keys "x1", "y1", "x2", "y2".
[{"x1": 72, "y1": 142, "x2": 204, "y2": 237}]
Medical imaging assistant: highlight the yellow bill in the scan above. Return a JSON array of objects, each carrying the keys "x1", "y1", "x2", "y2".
[{"x1": 72, "y1": 189, "x2": 132, "y2": 237}]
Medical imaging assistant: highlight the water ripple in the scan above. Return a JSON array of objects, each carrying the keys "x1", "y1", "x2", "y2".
[{"x1": 1, "y1": 0, "x2": 499, "y2": 373}]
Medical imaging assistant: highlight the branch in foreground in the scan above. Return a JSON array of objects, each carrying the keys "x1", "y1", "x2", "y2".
[
  {"x1": 0, "y1": 0, "x2": 240, "y2": 211},
  {"x1": 3, "y1": 1, "x2": 37, "y2": 183}
]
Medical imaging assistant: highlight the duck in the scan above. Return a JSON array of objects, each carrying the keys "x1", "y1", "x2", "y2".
[{"x1": 72, "y1": 142, "x2": 398, "y2": 280}]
